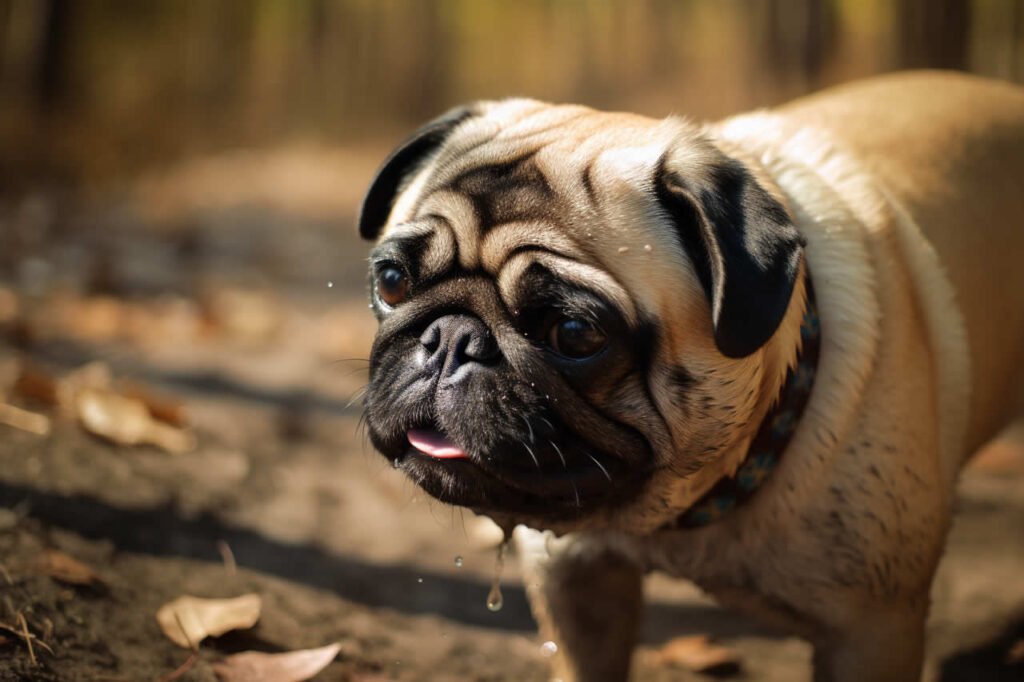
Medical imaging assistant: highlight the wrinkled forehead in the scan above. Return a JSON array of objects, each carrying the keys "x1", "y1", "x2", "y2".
[
  {"x1": 375, "y1": 102, "x2": 693, "y2": 325},
  {"x1": 384, "y1": 99, "x2": 672, "y2": 231},
  {"x1": 376, "y1": 216, "x2": 639, "y2": 325}
]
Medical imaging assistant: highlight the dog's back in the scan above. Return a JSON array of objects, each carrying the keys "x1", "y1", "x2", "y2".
[{"x1": 778, "y1": 71, "x2": 1024, "y2": 454}]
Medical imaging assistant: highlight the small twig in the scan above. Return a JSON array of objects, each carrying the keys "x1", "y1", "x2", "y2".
[
  {"x1": 0, "y1": 621, "x2": 53, "y2": 656},
  {"x1": 16, "y1": 612, "x2": 35, "y2": 665},
  {"x1": 216, "y1": 540, "x2": 237, "y2": 576},
  {"x1": 0, "y1": 402, "x2": 51, "y2": 436},
  {"x1": 30, "y1": 633, "x2": 53, "y2": 656},
  {"x1": 156, "y1": 651, "x2": 198, "y2": 682},
  {"x1": 158, "y1": 611, "x2": 200, "y2": 682}
]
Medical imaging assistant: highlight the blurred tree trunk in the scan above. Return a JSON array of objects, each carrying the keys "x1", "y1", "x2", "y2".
[
  {"x1": 1014, "y1": 0, "x2": 1023, "y2": 80},
  {"x1": 34, "y1": 0, "x2": 73, "y2": 112},
  {"x1": 896, "y1": 0, "x2": 970, "y2": 69},
  {"x1": 393, "y1": 2, "x2": 448, "y2": 122},
  {"x1": 756, "y1": 0, "x2": 834, "y2": 99}
]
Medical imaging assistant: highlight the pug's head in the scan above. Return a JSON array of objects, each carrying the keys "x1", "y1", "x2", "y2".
[{"x1": 358, "y1": 100, "x2": 806, "y2": 533}]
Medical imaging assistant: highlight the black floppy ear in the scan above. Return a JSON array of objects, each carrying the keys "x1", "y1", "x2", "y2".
[
  {"x1": 358, "y1": 105, "x2": 477, "y2": 240},
  {"x1": 654, "y1": 144, "x2": 805, "y2": 358}
]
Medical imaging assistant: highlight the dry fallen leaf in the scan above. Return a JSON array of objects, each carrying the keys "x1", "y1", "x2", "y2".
[
  {"x1": 156, "y1": 594, "x2": 262, "y2": 649},
  {"x1": 36, "y1": 549, "x2": 102, "y2": 586},
  {"x1": 76, "y1": 388, "x2": 195, "y2": 453},
  {"x1": 76, "y1": 388, "x2": 151, "y2": 443},
  {"x1": 119, "y1": 380, "x2": 188, "y2": 427},
  {"x1": 12, "y1": 364, "x2": 60, "y2": 406},
  {"x1": 0, "y1": 402, "x2": 51, "y2": 436},
  {"x1": 657, "y1": 634, "x2": 741, "y2": 676},
  {"x1": 212, "y1": 643, "x2": 341, "y2": 682},
  {"x1": 57, "y1": 361, "x2": 114, "y2": 412},
  {"x1": 203, "y1": 288, "x2": 283, "y2": 344}
]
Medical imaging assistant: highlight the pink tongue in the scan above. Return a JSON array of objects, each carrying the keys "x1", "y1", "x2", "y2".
[{"x1": 407, "y1": 429, "x2": 468, "y2": 459}]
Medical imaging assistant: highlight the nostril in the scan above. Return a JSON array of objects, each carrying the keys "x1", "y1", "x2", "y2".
[
  {"x1": 420, "y1": 322, "x2": 441, "y2": 353},
  {"x1": 461, "y1": 330, "x2": 500, "y2": 364}
]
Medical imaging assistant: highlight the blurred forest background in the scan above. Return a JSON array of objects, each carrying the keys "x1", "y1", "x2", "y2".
[
  {"x1": 1, "y1": 0, "x2": 1023, "y2": 189},
  {"x1": 1, "y1": 2, "x2": 1024, "y2": 680}
]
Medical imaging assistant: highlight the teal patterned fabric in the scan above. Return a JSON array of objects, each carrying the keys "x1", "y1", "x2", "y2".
[{"x1": 670, "y1": 282, "x2": 821, "y2": 529}]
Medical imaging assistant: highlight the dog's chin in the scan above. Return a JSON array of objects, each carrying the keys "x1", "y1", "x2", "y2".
[{"x1": 374, "y1": 428, "x2": 650, "y2": 521}]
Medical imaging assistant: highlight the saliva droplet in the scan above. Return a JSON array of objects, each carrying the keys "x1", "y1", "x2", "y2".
[
  {"x1": 486, "y1": 583, "x2": 503, "y2": 612},
  {"x1": 454, "y1": 555, "x2": 463, "y2": 568},
  {"x1": 486, "y1": 539, "x2": 508, "y2": 612},
  {"x1": 541, "y1": 640, "x2": 559, "y2": 657}
]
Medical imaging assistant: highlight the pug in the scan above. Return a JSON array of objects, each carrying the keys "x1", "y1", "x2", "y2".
[{"x1": 357, "y1": 71, "x2": 1024, "y2": 682}]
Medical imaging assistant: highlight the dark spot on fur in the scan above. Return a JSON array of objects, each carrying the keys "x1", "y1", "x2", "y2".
[
  {"x1": 667, "y1": 365, "x2": 696, "y2": 408},
  {"x1": 580, "y1": 158, "x2": 597, "y2": 204},
  {"x1": 668, "y1": 365, "x2": 695, "y2": 392},
  {"x1": 449, "y1": 153, "x2": 555, "y2": 232}
]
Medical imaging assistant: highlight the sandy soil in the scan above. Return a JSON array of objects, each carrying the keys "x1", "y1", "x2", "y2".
[{"x1": 1, "y1": 156, "x2": 1022, "y2": 681}]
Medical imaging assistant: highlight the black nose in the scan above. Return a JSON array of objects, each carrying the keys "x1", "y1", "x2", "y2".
[{"x1": 419, "y1": 314, "x2": 500, "y2": 378}]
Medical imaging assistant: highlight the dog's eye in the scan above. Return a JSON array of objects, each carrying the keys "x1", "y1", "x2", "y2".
[
  {"x1": 376, "y1": 266, "x2": 409, "y2": 308},
  {"x1": 548, "y1": 317, "x2": 607, "y2": 359}
]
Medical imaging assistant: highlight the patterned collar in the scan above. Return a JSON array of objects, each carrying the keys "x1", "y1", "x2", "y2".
[{"x1": 665, "y1": 280, "x2": 821, "y2": 529}]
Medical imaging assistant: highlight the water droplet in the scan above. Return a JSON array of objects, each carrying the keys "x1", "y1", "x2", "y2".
[
  {"x1": 541, "y1": 641, "x2": 558, "y2": 657},
  {"x1": 327, "y1": 281, "x2": 334, "y2": 288},
  {"x1": 486, "y1": 584, "x2": 503, "y2": 612},
  {"x1": 454, "y1": 556, "x2": 463, "y2": 568},
  {"x1": 417, "y1": 577, "x2": 423, "y2": 583},
  {"x1": 486, "y1": 540, "x2": 507, "y2": 612},
  {"x1": 643, "y1": 244, "x2": 652, "y2": 252}
]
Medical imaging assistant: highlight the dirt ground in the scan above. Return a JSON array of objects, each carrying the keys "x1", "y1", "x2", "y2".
[{"x1": 1, "y1": 148, "x2": 1023, "y2": 681}]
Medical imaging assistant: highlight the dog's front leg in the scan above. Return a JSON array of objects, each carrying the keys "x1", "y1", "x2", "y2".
[
  {"x1": 516, "y1": 527, "x2": 644, "y2": 682},
  {"x1": 810, "y1": 601, "x2": 927, "y2": 682}
]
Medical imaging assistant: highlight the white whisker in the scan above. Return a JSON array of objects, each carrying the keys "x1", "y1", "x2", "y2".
[
  {"x1": 522, "y1": 415, "x2": 535, "y2": 444},
  {"x1": 345, "y1": 385, "x2": 368, "y2": 409},
  {"x1": 586, "y1": 452, "x2": 612, "y2": 482},
  {"x1": 522, "y1": 441, "x2": 540, "y2": 469},
  {"x1": 549, "y1": 440, "x2": 567, "y2": 469}
]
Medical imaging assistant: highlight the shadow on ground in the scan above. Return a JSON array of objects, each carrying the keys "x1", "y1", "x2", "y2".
[{"x1": 0, "y1": 481, "x2": 780, "y2": 642}]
